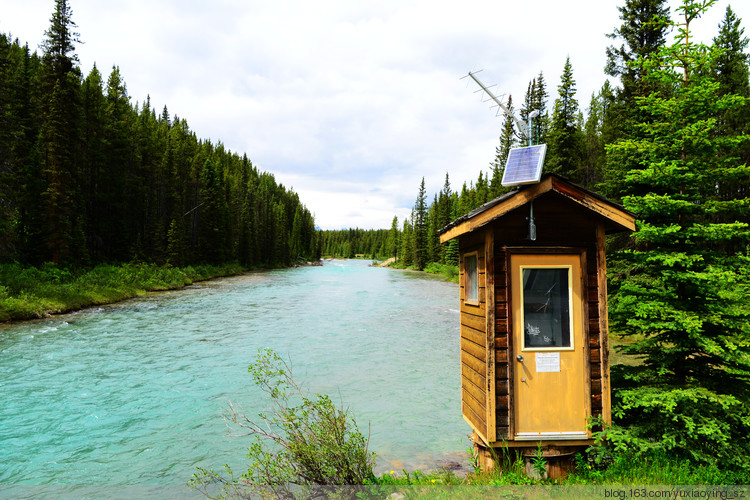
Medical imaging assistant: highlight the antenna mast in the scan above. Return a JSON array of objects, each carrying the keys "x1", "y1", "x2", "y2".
[{"x1": 464, "y1": 71, "x2": 534, "y2": 144}]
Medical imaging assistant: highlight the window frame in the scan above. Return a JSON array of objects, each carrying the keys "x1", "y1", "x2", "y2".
[{"x1": 464, "y1": 251, "x2": 480, "y2": 306}]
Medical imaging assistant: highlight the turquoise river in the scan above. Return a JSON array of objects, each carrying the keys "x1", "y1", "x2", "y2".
[{"x1": 0, "y1": 260, "x2": 467, "y2": 496}]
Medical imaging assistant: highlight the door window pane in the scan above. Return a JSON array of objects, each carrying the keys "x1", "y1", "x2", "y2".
[
  {"x1": 465, "y1": 254, "x2": 478, "y2": 303},
  {"x1": 522, "y1": 268, "x2": 571, "y2": 348}
]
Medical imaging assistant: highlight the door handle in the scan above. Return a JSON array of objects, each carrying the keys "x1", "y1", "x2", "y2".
[{"x1": 516, "y1": 355, "x2": 524, "y2": 363}]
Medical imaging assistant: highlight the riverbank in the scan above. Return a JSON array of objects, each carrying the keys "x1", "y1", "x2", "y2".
[
  {"x1": 380, "y1": 259, "x2": 459, "y2": 283},
  {"x1": 0, "y1": 262, "x2": 251, "y2": 322}
]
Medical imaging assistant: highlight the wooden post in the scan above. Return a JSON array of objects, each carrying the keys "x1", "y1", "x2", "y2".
[
  {"x1": 471, "y1": 430, "x2": 496, "y2": 471},
  {"x1": 484, "y1": 228, "x2": 496, "y2": 443},
  {"x1": 596, "y1": 223, "x2": 612, "y2": 426}
]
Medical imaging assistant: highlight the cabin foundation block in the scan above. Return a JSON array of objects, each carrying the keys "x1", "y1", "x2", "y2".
[
  {"x1": 521, "y1": 446, "x2": 580, "y2": 480},
  {"x1": 470, "y1": 431, "x2": 498, "y2": 471}
]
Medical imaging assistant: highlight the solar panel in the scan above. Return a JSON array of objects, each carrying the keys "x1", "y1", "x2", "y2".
[{"x1": 501, "y1": 144, "x2": 547, "y2": 187}]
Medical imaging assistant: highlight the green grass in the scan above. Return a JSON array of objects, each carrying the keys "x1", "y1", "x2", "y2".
[
  {"x1": 572, "y1": 450, "x2": 749, "y2": 485},
  {"x1": 386, "y1": 260, "x2": 460, "y2": 282},
  {"x1": 0, "y1": 261, "x2": 247, "y2": 322},
  {"x1": 423, "y1": 262, "x2": 460, "y2": 282},
  {"x1": 374, "y1": 449, "x2": 748, "y2": 486}
]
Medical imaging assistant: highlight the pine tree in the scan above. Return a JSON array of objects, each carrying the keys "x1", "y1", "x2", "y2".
[
  {"x1": 387, "y1": 216, "x2": 399, "y2": 260},
  {"x1": 437, "y1": 173, "x2": 453, "y2": 229},
  {"x1": 490, "y1": 95, "x2": 515, "y2": 198},
  {"x1": 603, "y1": 0, "x2": 671, "y2": 198},
  {"x1": 0, "y1": 37, "x2": 36, "y2": 261},
  {"x1": 399, "y1": 217, "x2": 413, "y2": 267},
  {"x1": 607, "y1": 0, "x2": 750, "y2": 468},
  {"x1": 412, "y1": 178, "x2": 428, "y2": 270},
  {"x1": 546, "y1": 57, "x2": 585, "y2": 183},
  {"x1": 444, "y1": 194, "x2": 460, "y2": 266},
  {"x1": 582, "y1": 91, "x2": 605, "y2": 187},
  {"x1": 605, "y1": 0, "x2": 671, "y2": 101},
  {"x1": 38, "y1": 0, "x2": 83, "y2": 263},
  {"x1": 80, "y1": 65, "x2": 107, "y2": 260},
  {"x1": 532, "y1": 71, "x2": 549, "y2": 144},
  {"x1": 474, "y1": 171, "x2": 489, "y2": 207},
  {"x1": 436, "y1": 174, "x2": 453, "y2": 264},
  {"x1": 711, "y1": 5, "x2": 750, "y2": 158},
  {"x1": 426, "y1": 195, "x2": 440, "y2": 264}
]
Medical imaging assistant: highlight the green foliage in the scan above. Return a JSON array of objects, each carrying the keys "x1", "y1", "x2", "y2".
[
  {"x1": 190, "y1": 349, "x2": 376, "y2": 497},
  {"x1": 530, "y1": 443, "x2": 548, "y2": 479},
  {"x1": 571, "y1": 447, "x2": 749, "y2": 485},
  {"x1": 605, "y1": 386, "x2": 750, "y2": 469},
  {"x1": 0, "y1": 261, "x2": 244, "y2": 321},
  {"x1": 422, "y1": 262, "x2": 459, "y2": 282},
  {"x1": 490, "y1": 94, "x2": 516, "y2": 198},
  {"x1": 606, "y1": 0, "x2": 750, "y2": 472},
  {"x1": 0, "y1": 6, "x2": 318, "y2": 269},
  {"x1": 318, "y1": 228, "x2": 393, "y2": 260},
  {"x1": 546, "y1": 57, "x2": 587, "y2": 184}
]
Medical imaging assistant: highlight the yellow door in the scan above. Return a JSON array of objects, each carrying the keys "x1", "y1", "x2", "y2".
[{"x1": 510, "y1": 253, "x2": 589, "y2": 441}]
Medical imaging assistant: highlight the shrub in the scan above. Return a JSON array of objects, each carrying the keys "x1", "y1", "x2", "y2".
[
  {"x1": 598, "y1": 385, "x2": 750, "y2": 472},
  {"x1": 190, "y1": 349, "x2": 376, "y2": 497}
]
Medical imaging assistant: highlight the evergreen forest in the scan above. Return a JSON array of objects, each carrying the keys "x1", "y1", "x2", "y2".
[{"x1": 0, "y1": 0, "x2": 319, "y2": 270}]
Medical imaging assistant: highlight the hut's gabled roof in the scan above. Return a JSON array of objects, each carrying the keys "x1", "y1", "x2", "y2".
[{"x1": 439, "y1": 173, "x2": 636, "y2": 243}]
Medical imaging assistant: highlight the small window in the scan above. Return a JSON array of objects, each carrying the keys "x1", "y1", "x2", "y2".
[
  {"x1": 465, "y1": 253, "x2": 479, "y2": 304},
  {"x1": 522, "y1": 267, "x2": 572, "y2": 348}
]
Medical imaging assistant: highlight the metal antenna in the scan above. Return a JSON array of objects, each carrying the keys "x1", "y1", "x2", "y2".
[{"x1": 463, "y1": 71, "x2": 534, "y2": 144}]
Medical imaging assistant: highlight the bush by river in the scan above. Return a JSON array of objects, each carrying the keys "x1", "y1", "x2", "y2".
[{"x1": 0, "y1": 262, "x2": 246, "y2": 322}]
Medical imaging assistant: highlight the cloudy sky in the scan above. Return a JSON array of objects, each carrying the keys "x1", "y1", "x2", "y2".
[{"x1": 2, "y1": 0, "x2": 748, "y2": 229}]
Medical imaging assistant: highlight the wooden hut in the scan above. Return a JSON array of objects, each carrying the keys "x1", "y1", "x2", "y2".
[{"x1": 439, "y1": 173, "x2": 635, "y2": 474}]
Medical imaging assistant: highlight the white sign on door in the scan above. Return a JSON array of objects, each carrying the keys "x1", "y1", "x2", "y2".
[{"x1": 536, "y1": 352, "x2": 560, "y2": 372}]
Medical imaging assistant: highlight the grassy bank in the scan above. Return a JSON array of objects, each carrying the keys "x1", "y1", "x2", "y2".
[
  {"x1": 383, "y1": 259, "x2": 460, "y2": 282},
  {"x1": 0, "y1": 261, "x2": 246, "y2": 322},
  {"x1": 377, "y1": 450, "x2": 747, "y2": 486}
]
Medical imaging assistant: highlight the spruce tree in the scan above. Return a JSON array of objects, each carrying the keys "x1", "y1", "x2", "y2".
[
  {"x1": 490, "y1": 95, "x2": 515, "y2": 198},
  {"x1": 603, "y1": 0, "x2": 671, "y2": 198},
  {"x1": 387, "y1": 216, "x2": 399, "y2": 260},
  {"x1": 607, "y1": 0, "x2": 750, "y2": 468},
  {"x1": 399, "y1": 218, "x2": 413, "y2": 267},
  {"x1": 437, "y1": 173, "x2": 453, "y2": 230},
  {"x1": 532, "y1": 71, "x2": 549, "y2": 144},
  {"x1": 38, "y1": 0, "x2": 83, "y2": 263},
  {"x1": 412, "y1": 178, "x2": 428, "y2": 270},
  {"x1": 546, "y1": 57, "x2": 585, "y2": 184},
  {"x1": 711, "y1": 6, "x2": 750, "y2": 159},
  {"x1": 605, "y1": 0, "x2": 671, "y2": 101},
  {"x1": 583, "y1": 91, "x2": 605, "y2": 187},
  {"x1": 81, "y1": 65, "x2": 106, "y2": 260},
  {"x1": 474, "y1": 171, "x2": 489, "y2": 207}
]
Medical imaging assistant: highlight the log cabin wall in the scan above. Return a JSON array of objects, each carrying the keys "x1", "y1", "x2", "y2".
[
  {"x1": 490, "y1": 197, "x2": 606, "y2": 443},
  {"x1": 458, "y1": 231, "x2": 489, "y2": 442},
  {"x1": 493, "y1": 248, "x2": 510, "y2": 440}
]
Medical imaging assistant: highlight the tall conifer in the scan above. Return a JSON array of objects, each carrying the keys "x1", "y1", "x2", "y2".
[
  {"x1": 546, "y1": 57, "x2": 585, "y2": 184},
  {"x1": 38, "y1": 0, "x2": 82, "y2": 263},
  {"x1": 490, "y1": 95, "x2": 515, "y2": 198},
  {"x1": 412, "y1": 178, "x2": 428, "y2": 270},
  {"x1": 607, "y1": 0, "x2": 750, "y2": 467}
]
